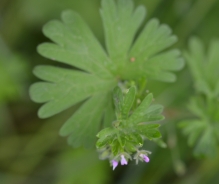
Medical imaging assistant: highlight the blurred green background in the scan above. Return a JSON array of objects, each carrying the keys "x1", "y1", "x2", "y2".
[{"x1": 1, "y1": 0, "x2": 219, "y2": 183}]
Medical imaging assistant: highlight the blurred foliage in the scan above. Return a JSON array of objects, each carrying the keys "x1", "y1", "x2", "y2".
[
  {"x1": 0, "y1": 0, "x2": 219, "y2": 184},
  {"x1": 179, "y1": 38, "x2": 219, "y2": 157},
  {"x1": 0, "y1": 38, "x2": 29, "y2": 103}
]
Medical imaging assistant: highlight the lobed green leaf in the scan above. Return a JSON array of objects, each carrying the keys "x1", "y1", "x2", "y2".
[
  {"x1": 178, "y1": 120, "x2": 206, "y2": 147},
  {"x1": 101, "y1": 0, "x2": 146, "y2": 69},
  {"x1": 30, "y1": 66, "x2": 116, "y2": 118},
  {"x1": 186, "y1": 37, "x2": 219, "y2": 98},
  {"x1": 194, "y1": 128, "x2": 218, "y2": 157},
  {"x1": 60, "y1": 93, "x2": 110, "y2": 148},
  {"x1": 120, "y1": 19, "x2": 183, "y2": 82},
  {"x1": 38, "y1": 11, "x2": 113, "y2": 79},
  {"x1": 30, "y1": 0, "x2": 183, "y2": 149}
]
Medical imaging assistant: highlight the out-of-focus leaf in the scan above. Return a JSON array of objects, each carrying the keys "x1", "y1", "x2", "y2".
[
  {"x1": 0, "y1": 47, "x2": 28, "y2": 103},
  {"x1": 178, "y1": 120, "x2": 206, "y2": 147},
  {"x1": 185, "y1": 37, "x2": 219, "y2": 98},
  {"x1": 194, "y1": 127, "x2": 218, "y2": 157}
]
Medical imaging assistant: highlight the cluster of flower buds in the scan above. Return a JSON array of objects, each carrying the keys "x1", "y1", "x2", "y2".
[{"x1": 110, "y1": 150, "x2": 151, "y2": 170}]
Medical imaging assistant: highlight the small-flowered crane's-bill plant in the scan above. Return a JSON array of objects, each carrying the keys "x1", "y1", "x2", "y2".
[
  {"x1": 96, "y1": 86, "x2": 163, "y2": 169},
  {"x1": 178, "y1": 37, "x2": 219, "y2": 157},
  {"x1": 29, "y1": 0, "x2": 184, "y2": 168}
]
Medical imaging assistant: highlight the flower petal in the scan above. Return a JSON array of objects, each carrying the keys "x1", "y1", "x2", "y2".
[
  {"x1": 112, "y1": 160, "x2": 118, "y2": 170},
  {"x1": 121, "y1": 155, "x2": 128, "y2": 165}
]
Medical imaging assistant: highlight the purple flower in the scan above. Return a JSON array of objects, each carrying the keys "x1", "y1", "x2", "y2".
[
  {"x1": 112, "y1": 160, "x2": 118, "y2": 170},
  {"x1": 140, "y1": 154, "x2": 150, "y2": 163},
  {"x1": 120, "y1": 155, "x2": 128, "y2": 165}
]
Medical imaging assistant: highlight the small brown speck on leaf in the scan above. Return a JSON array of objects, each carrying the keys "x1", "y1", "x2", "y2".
[{"x1": 130, "y1": 57, "x2": 135, "y2": 62}]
